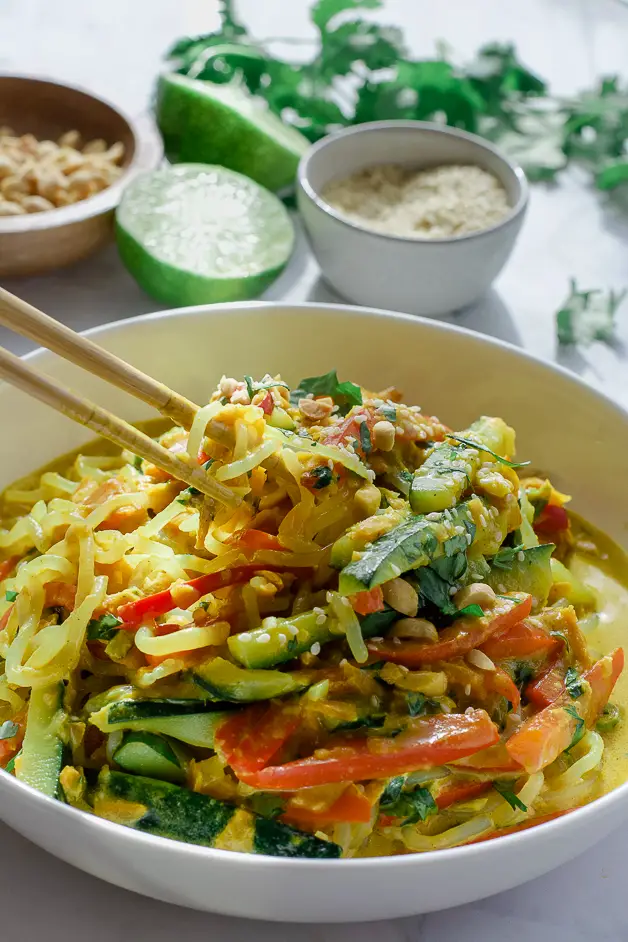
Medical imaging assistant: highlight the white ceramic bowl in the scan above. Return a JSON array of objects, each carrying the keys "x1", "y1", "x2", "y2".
[
  {"x1": 1, "y1": 302, "x2": 627, "y2": 923},
  {"x1": 297, "y1": 121, "x2": 528, "y2": 316}
]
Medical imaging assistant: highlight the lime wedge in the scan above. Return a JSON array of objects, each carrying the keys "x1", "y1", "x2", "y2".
[
  {"x1": 116, "y1": 164, "x2": 294, "y2": 305},
  {"x1": 156, "y1": 72, "x2": 309, "y2": 192}
]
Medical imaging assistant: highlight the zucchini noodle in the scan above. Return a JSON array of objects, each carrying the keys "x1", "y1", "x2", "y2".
[{"x1": 0, "y1": 372, "x2": 622, "y2": 864}]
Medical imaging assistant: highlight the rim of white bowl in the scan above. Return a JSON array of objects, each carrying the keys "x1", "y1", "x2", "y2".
[
  {"x1": 298, "y1": 120, "x2": 529, "y2": 245},
  {"x1": 3, "y1": 298, "x2": 627, "y2": 871}
]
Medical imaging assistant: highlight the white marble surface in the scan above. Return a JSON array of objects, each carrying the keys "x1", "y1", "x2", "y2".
[{"x1": 1, "y1": 0, "x2": 628, "y2": 938}]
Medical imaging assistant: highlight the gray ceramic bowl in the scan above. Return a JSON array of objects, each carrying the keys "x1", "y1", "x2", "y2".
[{"x1": 297, "y1": 120, "x2": 528, "y2": 316}]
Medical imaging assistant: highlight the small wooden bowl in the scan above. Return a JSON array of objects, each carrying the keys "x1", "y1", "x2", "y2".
[{"x1": 0, "y1": 75, "x2": 161, "y2": 277}]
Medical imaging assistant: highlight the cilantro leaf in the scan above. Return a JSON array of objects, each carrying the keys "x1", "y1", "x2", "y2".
[
  {"x1": 493, "y1": 780, "x2": 527, "y2": 812},
  {"x1": 308, "y1": 465, "x2": 334, "y2": 489},
  {"x1": 565, "y1": 667, "x2": 584, "y2": 700},
  {"x1": 378, "y1": 404, "x2": 397, "y2": 421},
  {"x1": 406, "y1": 692, "x2": 426, "y2": 717},
  {"x1": 359, "y1": 421, "x2": 372, "y2": 455},
  {"x1": 380, "y1": 775, "x2": 405, "y2": 807},
  {"x1": 455, "y1": 603, "x2": 484, "y2": 618},
  {"x1": 399, "y1": 787, "x2": 438, "y2": 825},
  {"x1": 564, "y1": 704, "x2": 586, "y2": 752},
  {"x1": 133, "y1": 455, "x2": 143, "y2": 473},
  {"x1": 177, "y1": 486, "x2": 201, "y2": 505},
  {"x1": 5, "y1": 590, "x2": 17, "y2": 603},
  {"x1": 290, "y1": 370, "x2": 362, "y2": 412},
  {"x1": 556, "y1": 279, "x2": 626, "y2": 347},
  {"x1": 491, "y1": 544, "x2": 525, "y2": 570},
  {"x1": 0, "y1": 720, "x2": 19, "y2": 740},
  {"x1": 87, "y1": 613, "x2": 122, "y2": 642},
  {"x1": 311, "y1": 0, "x2": 381, "y2": 31},
  {"x1": 450, "y1": 435, "x2": 530, "y2": 469},
  {"x1": 513, "y1": 661, "x2": 535, "y2": 689}
]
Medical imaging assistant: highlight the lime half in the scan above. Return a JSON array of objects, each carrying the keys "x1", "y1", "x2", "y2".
[
  {"x1": 116, "y1": 164, "x2": 294, "y2": 305},
  {"x1": 156, "y1": 72, "x2": 309, "y2": 193}
]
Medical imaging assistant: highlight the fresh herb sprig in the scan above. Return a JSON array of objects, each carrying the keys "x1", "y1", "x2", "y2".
[{"x1": 165, "y1": 1, "x2": 628, "y2": 191}]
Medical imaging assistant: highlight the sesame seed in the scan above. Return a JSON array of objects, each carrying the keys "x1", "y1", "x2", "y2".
[
  {"x1": 366, "y1": 470, "x2": 376, "y2": 483},
  {"x1": 328, "y1": 459, "x2": 334, "y2": 469},
  {"x1": 278, "y1": 633, "x2": 287, "y2": 645},
  {"x1": 288, "y1": 625, "x2": 299, "y2": 636},
  {"x1": 466, "y1": 532, "x2": 472, "y2": 544},
  {"x1": 497, "y1": 584, "x2": 506, "y2": 593},
  {"x1": 310, "y1": 642, "x2": 321, "y2": 655},
  {"x1": 316, "y1": 614, "x2": 326, "y2": 625},
  {"x1": 392, "y1": 637, "x2": 401, "y2": 645},
  {"x1": 390, "y1": 564, "x2": 401, "y2": 577},
  {"x1": 371, "y1": 695, "x2": 379, "y2": 707},
  {"x1": 331, "y1": 405, "x2": 340, "y2": 414},
  {"x1": 426, "y1": 512, "x2": 441, "y2": 521},
  {"x1": 448, "y1": 585, "x2": 458, "y2": 596},
  {"x1": 263, "y1": 616, "x2": 278, "y2": 630},
  {"x1": 479, "y1": 515, "x2": 487, "y2": 527},
  {"x1": 256, "y1": 632, "x2": 271, "y2": 644},
  {"x1": 313, "y1": 606, "x2": 325, "y2": 616},
  {"x1": 454, "y1": 525, "x2": 465, "y2": 535},
  {"x1": 464, "y1": 684, "x2": 472, "y2": 696},
  {"x1": 238, "y1": 633, "x2": 251, "y2": 642},
  {"x1": 517, "y1": 551, "x2": 525, "y2": 562},
  {"x1": 339, "y1": 658, "x2": 348, "y2": 667},
  {"x1": 341, "y1": 596, "x2": 351, "y2": 608},
  {"x1": 371, "y1": 636, "x2": 383, "y2": 643},
  {"x1": 355, "y1": 415, "x2": 366, "y2": 424}
]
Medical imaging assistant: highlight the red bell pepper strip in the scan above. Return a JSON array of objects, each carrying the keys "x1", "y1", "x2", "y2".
[
  {"x1": 480, "y1": 618, "x2": 562, "y2": 661},
  {"x1": 238, "y1": 709, "x2": 499, "y2": 790},
  {"x1": 117, "y1": 563, "x2": 311, "y2": 625},
  {"x1": 486, "y1": 666, "x2": 521, "y2": 712},
  {"x1": 524, "y1": 654, "x2": 567, "y2": 708},
  {"x1": 258, "y1": 391, "x2": 274, "y2": 415},
  {"x1": 283, "y1": 785, "x2": 374, "y2": 828},
  {"x1": 367, "y1": 594, "x2": 532, "y2": 667},
  {"x1": 0, "y1": 604, "x2": 13, "y2": 632},
  {"x1": 0, "y1": 556, "x2": 19, "y2": 583},
  {"x1": 534, "y1": 503, "x2": 569, "y2": 535},
  {"x1": 215, "y1": 701, "x2": 302, "y2": 774},
  {"x1": 506, "y1": 648, "x2": 624, "y2": 773},
  {"x1": 350, "y1": 586, "x2": 385, "y2": 616}
]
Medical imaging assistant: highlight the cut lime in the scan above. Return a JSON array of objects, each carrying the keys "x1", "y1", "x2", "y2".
[
  {"x1": 116, "y1": 164, "x2": 294, "y2": 305},
  {"x1": 156, "y1": 72, "x2": 309, "y2": 192}
]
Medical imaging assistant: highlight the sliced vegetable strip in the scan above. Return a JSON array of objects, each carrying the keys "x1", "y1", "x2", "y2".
[
  {"x1": 239, "y1": 710, "x2": 499, "y2": 789},
  {"x1": 215, "y1": 701, "x2": 301, "y2": 773},
  {"x1": 118, "y1": 563, "x2": 310, "y2": 624},
  {"x1": 479, "y1": 617, "x2": 561, "y2": 660},
  {"x1": 506, "y1": 648, "x2": 624, "y2": 773},
  {"x1": 367, "y1": 594, "x2": 532, "y2": 667}
]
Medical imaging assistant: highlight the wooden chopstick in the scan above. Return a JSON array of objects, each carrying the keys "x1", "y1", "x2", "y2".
[
  {"x1": 0, "y1": 346, "x2": 238, "y2": 506},
  {"x1": 0, "y1": 287, "x2": 198, "y2": 430}
]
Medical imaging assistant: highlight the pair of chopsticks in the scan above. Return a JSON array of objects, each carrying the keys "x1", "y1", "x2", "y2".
[{"x1": 0, "y1": 287, "x2": 238, "y2": 506}]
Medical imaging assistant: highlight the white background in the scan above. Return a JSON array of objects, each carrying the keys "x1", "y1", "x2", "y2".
[{"x1": 1, "y1": 1, "x2": 628, "y2": 938}]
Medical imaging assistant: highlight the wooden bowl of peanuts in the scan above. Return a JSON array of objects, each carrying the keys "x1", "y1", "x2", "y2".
[{"x1": 0, "y1": 75, "x2": 160, "y2": 277}]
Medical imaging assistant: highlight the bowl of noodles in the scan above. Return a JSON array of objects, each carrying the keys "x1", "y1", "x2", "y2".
[{"x1": 0, "y1": 301, "x2": 627, "y2": 922}]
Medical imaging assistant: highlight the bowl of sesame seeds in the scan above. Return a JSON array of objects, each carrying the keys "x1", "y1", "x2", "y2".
[{"x1": 297, "y1": 120, "x2": 528, "y2": 316}]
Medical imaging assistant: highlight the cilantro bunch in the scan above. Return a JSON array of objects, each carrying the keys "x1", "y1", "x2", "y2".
[{"x1": 165, "y1": 0, "x2": 628, "y2": 191}]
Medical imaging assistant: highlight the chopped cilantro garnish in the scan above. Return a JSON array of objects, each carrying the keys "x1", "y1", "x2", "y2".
[
  {"x1": 565, "y1": 704, "x2": 586, "y2": 751},
  {"x1": 133, "y1": 455, "x2": 143, "y2": 472},
  {"x1": 455, "y1": 603, "x2": 484, "y2": 618},
  {"x1": 309, "y1": 465, "x2": 333, "y2": 489},
  {"x1": 493, "y1": 780, "x2": 528, "y2": 812},
  {"x1": 399, "y1": 787, "x2": 438, "y2": 825},
  {"x1": 87, "y1": 613, "x2": 122, "y2": 641},
  {"x1": 359, "y1": 421, "x2": 372, "y2": 455},
  {"x1": 5, "y1": 590, "x2": 17, "y2": 603},
  {"x1": 556, "y1": 280, "x2": 626, "y2": 347},
  {"x1": 290, "y1": 370, "x2": 362, "y2": 413},
  {"x1": 245, "y1": 375, "x2": 289, "y2": 401},
  {"x1": 565, "y1": 666, "x2": 584, "y2": 700},
  {"x1": 379, "y1": 404, "x2": 397, "y2": 421},
  {"x1": 203, "y1": 458, "x2": 215, "y2": 470},
  {"x1": 491, "y1": 544, "x2": 525, "y2": 570},
  {"x1": 513, "y1": 661, "x2": 535, "y2": 689},
  {"x1": 0, "y1": 720, "x2": 19, "y2": 740},
  {"x1": 380, "y1": 775, "x2": 405, "y2": 807}
]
